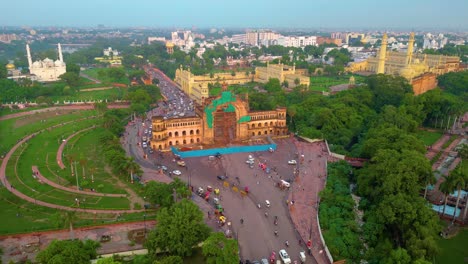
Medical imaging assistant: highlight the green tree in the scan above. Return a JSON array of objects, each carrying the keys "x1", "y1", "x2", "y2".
[
  {"x1": 96, "y1": 257, "x2": 122, "y2": 264},
  {"x1": 449, "y1": 167, "x2": 467, "y2": 222},
  {"x1": 202, "y1": 232, "x2": 239, "y2": 264},
  {"x1": 439, "y1": 175, "x2": 455, "y2": 217},
  {"x1": 366, "y1": 74, "x2": 413, "y2": 112},
  {"x1": 66, "y1": 63, "x2": 81, "y2": 75},
  {"x1": 153, "y1": 256, "x2": 183, "y2": 264},
  {"x1": 59, "y1": 72, "x2": 82, "y2": 87},
  {"x1": 146, "y1": 199, "x2": 211, "y2": 257},
  {"x1": 36, "y1": 239, "x2": 100, "y2": 264}
]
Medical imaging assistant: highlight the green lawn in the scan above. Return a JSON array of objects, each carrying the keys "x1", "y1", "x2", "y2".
[
  {"x1": 416, "y1": 129, "x2": 443, "y2": 146},
  {"x1": 436, "y1": 228, "x2": 468, "y2": 264},
  {"x1": 82, "y1": 68, "x2": 130, "y2": 85},
  {"x1": 0, "y1": 110, "x2": 97, "y2": 154},
  {"x1": 309, "y1": 74, "x2": 366, "y2": 92},
  {"x1": 49, "y1": 87, "x2": 125, "y2": 102},
  {"x1": 5, "y1": 119, "x2": 131, "y2": 210},
  {"x1": 0, "y1": 106, "x2": 49, "y2": 117},
  {"x1": 62, "y1": 127, "x2": 128, "y2": 194}
]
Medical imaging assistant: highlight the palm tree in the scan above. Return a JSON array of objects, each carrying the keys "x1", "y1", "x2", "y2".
[
  {"x1": 64, "y1": 211, "x2": 77, "y2": 239},
  {"x1": 450, "y1": 167, "x2": 467, "y2": 223},
  {"x1": 89, "y1": 166, "x2": 97, "y2": 183},
  {"x1": 122, "y1": 157, "x2": 141, "y2": 183},
  {"x1": 66, "y1": 153, "x2": 77, "y2": 176},
  {"x1": 439, "y1": 175, "x2": 455, "y2": 217},
  {"x1": 423, "y1": 171, "x2": 437, "y2": 199},
  {"x1": 79, "y1": 155, "x2": 87, "y2": 179}
]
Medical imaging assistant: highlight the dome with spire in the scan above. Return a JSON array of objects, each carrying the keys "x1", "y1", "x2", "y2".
[{"x1": 5, "y1": 63, "x2": 15, "y2": 70}]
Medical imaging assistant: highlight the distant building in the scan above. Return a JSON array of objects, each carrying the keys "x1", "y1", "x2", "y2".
[
  {"x1": 147, "y1": 37, "x2": 166, "y2": 44},
  {"x1": 27, "y1": 43, "x2": 66, "y2": 82},
  {"x1": 175, "y1": 62, "x2": 310, "y2": 105},
  {"x1": 316, "y1": 37, "x2": 342, "y2": 46},
  {"x1": 231, "y1": 34, "x2": 247, "y2": 44},
  {"x1": 103, "y1": 47, "x2": 119, "y2": 57},
  {"x1": 0, "y1": 34, "x2": 18, "y2": 44},
  {"x1": 275, "y1": 36, "x2": 317, "y2": 47},
  {"x1": 423, "y1": 33, "x2": 448, "y2": 50},
  {"x1": 346, "y1": 33, "x2": 460, "y2": 95},
  {"x1": 246, "y1": 30, "x2": 281, "y2": 46}
]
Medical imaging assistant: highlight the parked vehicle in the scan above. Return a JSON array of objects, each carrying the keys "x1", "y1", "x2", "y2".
[
  {"x1": 299, "y1": 251, "x2": 306, "y2": 263},
  {"x1": 172, "y1": 170, "x2": 182, "y2": 176},
  {"x1": 217, "y1": 175, "x2": 227, "y2": 181},
  {"x1": 177, "y1": 160, "x2": 186, "y2": 167},
  {"x1": 288, "y1": 160, "x2": 297, "y2": 165},
  {"x1": 279, "y1": 249, "x2": 291, "y2": 264}
]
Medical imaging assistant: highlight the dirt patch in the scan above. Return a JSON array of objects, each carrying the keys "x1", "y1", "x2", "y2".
[{"x1": 14, "y1": 109, "x2": 81, "y2": 129}]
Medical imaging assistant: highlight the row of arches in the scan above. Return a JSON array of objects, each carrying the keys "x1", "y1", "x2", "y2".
[
  {"x1": 251, "y1": 130, "x2": 287, "y2": 136},
  {"x1": 249, "y1": 121, "x2": 285, "y2": 129},
  {"x1": 250, "y1": 112, "x2": 286, "y2": 121},
  {"x1": 167, "y1": 129, "x2": 200, "y2": 137},
  {"x1": 152, "y1": 138, "x2": 201, "y2": 150}
]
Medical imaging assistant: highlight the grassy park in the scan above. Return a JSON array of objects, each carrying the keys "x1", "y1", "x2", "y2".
[
  {"x1": 415, "y1": 129, "x2": 443, "y2": 146},
  {"x1": 309, "y1": 74, "x2": 366, "y2": 92},
  {"x1": 436, "y1": 228, "x2": 468, "y2": 264},
  {"x1": 49, "y1": 87, "x2": 125, "y2": 102},
  {"x1": 0, "y1": 110, "x2": 151, "y2": 235}
]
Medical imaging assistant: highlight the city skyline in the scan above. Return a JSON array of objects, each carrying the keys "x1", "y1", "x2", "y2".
[{"x1": 1, "y1": 0, "x2": 468, "y2": 30}]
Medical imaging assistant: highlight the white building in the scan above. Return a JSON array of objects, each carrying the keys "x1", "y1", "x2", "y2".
[
  {"x1": 231, "y1": 34, "x2": 246, "y2": 44},
  {"x1": 147, "y1": 37, "x2": 166, "y2": 44},
  {"x1": 275, "y1": 36, "x2": 317, "y2": 47},
  {"x1": 423, "y1": 33, "x2": 448, "y2": 50},
  {"x1": 27, "y1": 43, "x2": 66, "y2": 82},
  {"x1": 103, "y1": 47, "x2": 119, "y2": 57}
]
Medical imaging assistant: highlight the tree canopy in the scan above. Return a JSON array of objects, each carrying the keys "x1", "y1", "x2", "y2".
[
  {"x1": 202, "y1": 232, "x2": 239, "y2": 264},
  {"x1": 145, "y1": 199, "x2": 211, "y2": 257},
  {"x1": 36, "y1": 239, "x2": 100, "y2": 264}
]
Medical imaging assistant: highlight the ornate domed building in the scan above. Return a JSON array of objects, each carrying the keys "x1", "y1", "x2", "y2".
[{"x1": 26, "y1": 43, "x2": 66, "y2": 82}]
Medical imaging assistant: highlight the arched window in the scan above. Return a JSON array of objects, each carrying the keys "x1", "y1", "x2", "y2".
[
  {"x1": 182, "y1": 131, "x2": 186, "y2": 136},
  {"x1": 252, "y1": 124, "x2": 255, "y2": 128},
  {"x1": 190, "y1": 138, "x2": 194, "y2": 143},
  {"x1": 197, "y1": 138, "x2": 200, "y2": 143},
  {"x1": 270, "y1": 121, "x2": 273, "y2": 126},
  {"x1": 158, "y1": 145, "x2": 162, "y2": 150},
  {"x1": 175, "y1": 140, "x2": 179, "y2": 145},
  {"x1": 258, "y1": 131, "x2": 261, "y2": 136},
  {"x1": 169, "y1": 141, "x2": 173, "y2": 146},
  {"x1": 270, "y1": 129, "x2": 273, "y2": 134},
  {"x1": 183, "y1": 139, "x2": 186, "y2": 144},
  {"x1": 196, "y1": 129, "x2": 200, "y2": 135},
  {"x1": 175, "y1": 131, "x2": 179, "y2": 137},
  {"x1": 264, "y1": 122, "x2": 268, "y2": 127},
  {"x1": 258, "y1": 123, "x2": 262, "y2": 127},
  {"x1": 252, "y1": 132, "x2": 255, "y2": 136},
  {"x1": 264, "y1": 130, "x2": 268, "y2": 135},
  {"x1": 169, "y1": 132, "x2": 172, "y2": 137},
  {"x1": 190, "y1": 130, "x2": 194, "y2": 135}
]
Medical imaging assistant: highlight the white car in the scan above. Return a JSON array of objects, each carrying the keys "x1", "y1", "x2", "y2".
[
  {"x1": 172, "y1": 170, "x2": 182, "y2": 176},
  {"x1": 288, "y1": 160, "x2": 297, "y2": 165},
  {"x1": 279, "y1": 249, "x2": 291, "y2": 264}
]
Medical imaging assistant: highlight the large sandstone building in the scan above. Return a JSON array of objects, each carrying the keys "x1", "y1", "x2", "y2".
[
  {"x1": 150, "y1": 88, "x2": 288, "y2": 150},
  {"x1": 174, "y1": 62, "x2": 310, "y2": 104},
  {"x1": 346, "y1": 33, "x2": 460, "y2": 95}
]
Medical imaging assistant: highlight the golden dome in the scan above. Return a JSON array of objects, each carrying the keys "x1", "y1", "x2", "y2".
[
  {"x1": 166, "y1": 42, "x2": 174, "y2": 48},
  {"x1": 6, "y1": 63, "x2": 15, "y2": 69}
]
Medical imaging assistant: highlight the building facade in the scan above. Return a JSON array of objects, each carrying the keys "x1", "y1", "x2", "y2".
[
  {"x1": 150, "y1": 91, "x2": 288, "y2": 150},
  {"x1": 346, "y1": 33, "x2": 460, "y2": 95},
  {"x1": 27, "y1": 43, "x2": 66, "y2": 82},
  {"x1": 174, "y1": 63, "x2": 310, "y2": 104}
]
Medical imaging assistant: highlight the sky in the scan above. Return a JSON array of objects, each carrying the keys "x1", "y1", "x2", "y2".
[{"x1": 2, "y1": 0, "x2": 468, "y2": 30}]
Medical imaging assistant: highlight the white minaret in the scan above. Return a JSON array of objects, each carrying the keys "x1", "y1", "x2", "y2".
[
  {"x1": 26, "y1": 44, "x2": 33, "y2": 69},
  {"x1": 58, "y1": 43, "x2": 64, "y2": 62}
]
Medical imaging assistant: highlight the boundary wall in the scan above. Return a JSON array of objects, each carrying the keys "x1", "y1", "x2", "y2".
[{"x1": 171, "y1": 142, "x2": 276, "y2": 158}]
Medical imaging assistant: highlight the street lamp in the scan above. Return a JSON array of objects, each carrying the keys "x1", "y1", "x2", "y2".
[{"x1": 143, "y1": 213, "x2": 147, "y2": 235}]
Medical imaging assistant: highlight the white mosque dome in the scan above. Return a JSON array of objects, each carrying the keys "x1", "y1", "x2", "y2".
[{"x1": 32, "y1": 61, "x2": 43, "y2": 68}]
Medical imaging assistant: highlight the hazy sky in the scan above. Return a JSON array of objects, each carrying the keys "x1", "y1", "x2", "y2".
[{"x1": 2, "y1": 0, "x2": 468, "y2": 30}]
